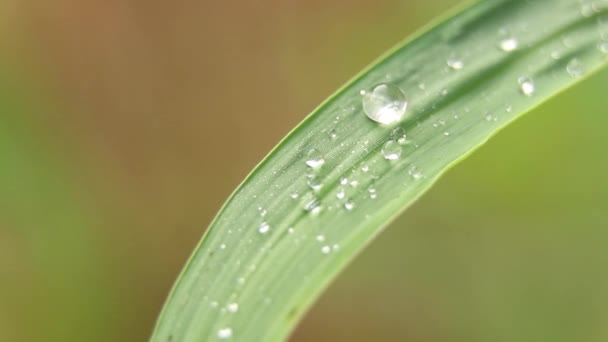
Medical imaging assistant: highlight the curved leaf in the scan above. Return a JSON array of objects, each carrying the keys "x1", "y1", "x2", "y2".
[{"x1": 152, "y1": 1, "x2": 608, "y2": 341}]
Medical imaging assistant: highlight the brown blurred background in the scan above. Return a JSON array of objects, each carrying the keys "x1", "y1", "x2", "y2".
[{"x1": 1, "y1": 0, "x2": 608, "y2": 341}]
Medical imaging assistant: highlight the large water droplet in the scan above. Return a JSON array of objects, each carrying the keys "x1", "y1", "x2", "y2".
[
  {"x1": 518, "y1": 76, "x2": 535, "y2": 96},
  {"x1": 305, "y1": 148, "x2": 325, "y2": 169},
  {"x1": 382, "y1": 140, "x2": 402, "y2": 160},
  {"x1": 362, "y1": 83, "x2": 408, "y2": 124},
  {"x1": 217, "y1": 328, "x2": 233, "y2": 339}
]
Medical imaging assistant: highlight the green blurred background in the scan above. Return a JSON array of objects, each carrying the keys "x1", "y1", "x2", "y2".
[{"x1": 1, "y1": 0, "x2": 608, "y2": 341}]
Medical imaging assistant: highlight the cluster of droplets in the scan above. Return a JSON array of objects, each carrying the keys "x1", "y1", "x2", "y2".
[{"x1": 199, "y1": 11, "x2": 608, "y2": 342}]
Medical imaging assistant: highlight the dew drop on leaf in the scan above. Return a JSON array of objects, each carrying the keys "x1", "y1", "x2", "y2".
[
  {"x1": 344, "y1": 200, "x2": 355, "y2": 211},
  {"x1": 307, "y1": 176, "x2": 322, "y2": 191},
  {"x1": 362, "y1": 83, "x2": 408, "y2": 124},
  {"x1": 328, "y1": 128, "x2": 337, "y2": 140},
  {"x1": 446, "y1": 56, "x2": 464, "y2": 70},
  {"x1": 566, "y1": 58, "x2": 585, "y2": 77},
  {"x1": 304, "y1": 199, "x2": 322, "y2": 215},
  {"x1": 305, "y1": 148, "x2": 325, "y2": 169},
  {"x1": 499, "y1": 37, "x2": 518, "y2": 52},
  {"x1": 227, "y1": 303, "x2": 239, "y2": 313},
  {"x1": 408, "y1": 165, "x2": 423, "y2": 180},
  {"x1": 391, "y1": 127, "x2": 407, "y2": 144},
  {"x1": 258, "y1": 222, "x2": 270, "y2": 235},
  {"x1": 382, "y1": 140, "x2": 402, "y2": 160},
  {"x1": 518, "y1": 76, "x2": 535, "y2": 96},
  {"x1": 217, "y1": 328, "x2": 232, "y2": 340}
]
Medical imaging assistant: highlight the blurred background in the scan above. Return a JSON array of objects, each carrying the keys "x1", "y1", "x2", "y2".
[{"x1": 1, "y1": 0, "x2": 608, "y2": 341}]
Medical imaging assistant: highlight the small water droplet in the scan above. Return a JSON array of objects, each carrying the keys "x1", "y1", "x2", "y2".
[
  {"x1": 210, "y1": 301, "x2": 219, "y2": 308},
  {"x1": 328, "y1": 129, "x2": 337, "y2": 140},
  {"x1": 305, "y1": 148, "x2": 325, "y2": 169},
  {"x1": 290, "y1": 192, "x2": 299, "y2": 200},
  {"x1": 339, "y1": 177, "x2": 348, "y2": 185},
  {"x1": 484, "y1": 112, "x2": 496, "y2": 122},
  {"x1": 304, "y1": 199, "x2": 322, "y2": 215},
  {"x1": 258, "y1": 207, "x2": 267, "y2": 217},
  {"x1": 321, "y1": 245, "x2": 332, "y2": 254},
  {"x1": 391, "y1": 127, "x2": 407, "y2": 144},
  {"x1": 217, "y1": 328, "x2": 233, "y2": 339},
  {"x1": 220, "y1": 243, "x2": 227, "y2": 250},
  {"x1": 443, "y1": 131, "x2": 450, "y2": 136},
  {"x1": 505, "y1": 105, "x2": 513, "y2": 113},
  {"x1": 499, "y1": 37, "x2": 518, "y2": 52},
  {"x1": 258, "y1": 222, "x2": 270, "y2": 235},
  {"x1": 316, "y1": 234, "x2": 325, "y2": 242},
  {"x1": 440, "y1": 88, "x2": 449, "y2": 96},
  {"x1": 227, "y1": 303, "x2": 239, "y2": 313},
  {"x1": 518, "y1": 76, "x2": 535, "y2": 96},
  {"x1": 307, "y1": 176, "x2": 322, "y2": 191},
  {"x1": 362, "y1": 83, "x2": 408, "y2": 124},
  {"x1": 562, "y1": 36, "x2": 575, "y2": 48},
  {"x1": 350, "y1": 179, "x2": 359, "y2": 187},
  {"x1": 446, "y1": 56, "x2": 464, "y2": 70},
  {"x1": 408, "y1": 165, "x2": 423, "y2": 180},
  {"x1": 344, "y1": 200, "x2": 355, "y2": 211},
  {"x1": 287, "y1": 227, "x2": 295, "y2": 234},
  {"x1": 336, "y1": 188, "x2": 346, "y2": 199},
  {"x1": 566, "y1": 58, "x2": 585, "y2": 77},
  {"x1": 361, "y1": 163, "x2": 370, "y2": 173},
  {"x1": 368, "y1": 185, "x2": 377, "y2": 199},
  {"x1": 382, "y1": 140, "x2": 402, "y2": 160}
]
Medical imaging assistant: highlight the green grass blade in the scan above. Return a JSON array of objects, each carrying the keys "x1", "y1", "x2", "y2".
[{"x1": 152, "y1": 1, "x2": 608, "y2": 341}]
